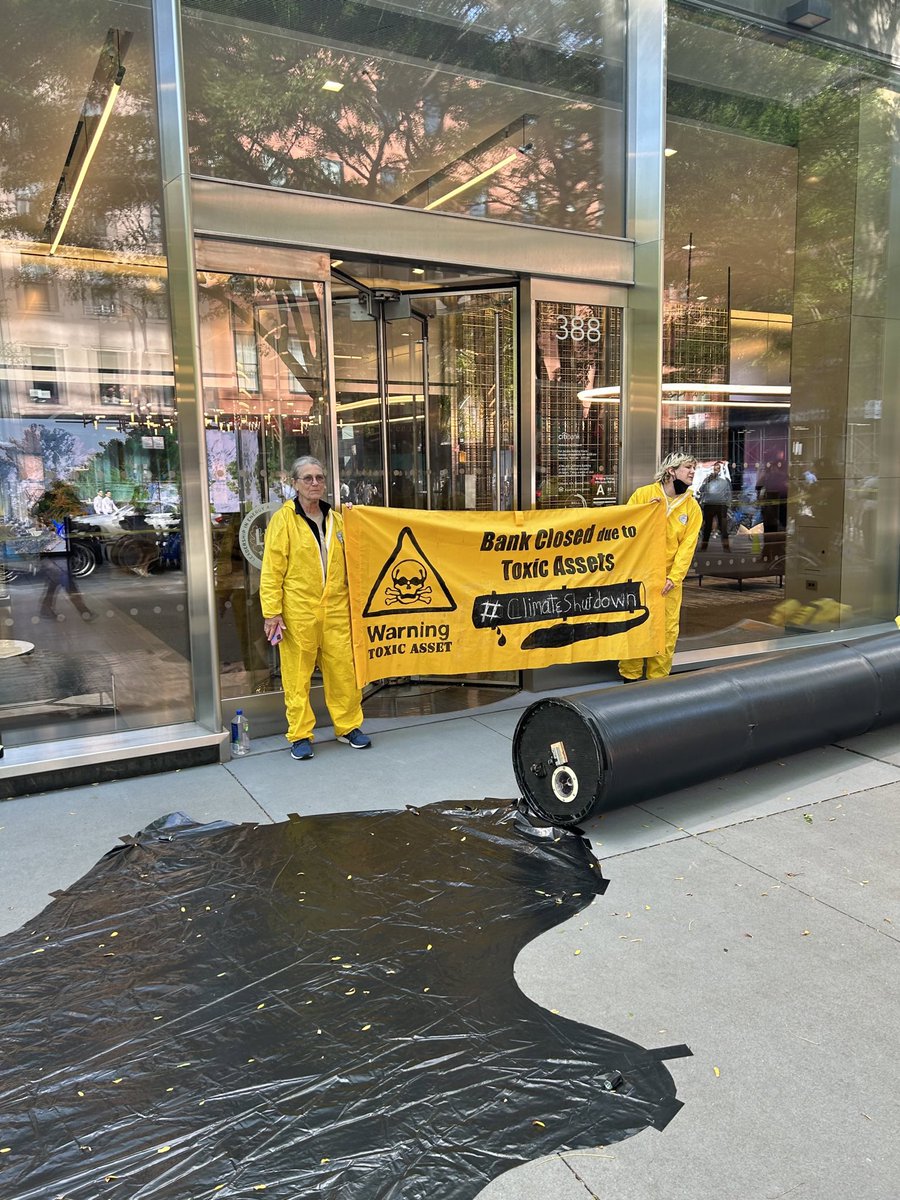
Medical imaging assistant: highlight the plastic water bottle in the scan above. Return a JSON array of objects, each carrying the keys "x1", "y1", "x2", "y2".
[{"x1": 230, "y1": 708, "x2": 250, "y2": 756}]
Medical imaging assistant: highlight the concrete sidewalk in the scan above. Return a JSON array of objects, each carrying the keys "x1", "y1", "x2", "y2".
[{"x1": 1, "y1": 686, "x2": 899, "y2": 1200}]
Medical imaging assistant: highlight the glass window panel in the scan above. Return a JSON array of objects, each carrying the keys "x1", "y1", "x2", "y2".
[
  {"x1": 665, "y1": 2, "x2": 900, "y2": 644},
  {"x1": 332, "y1": 292, "x2": 385, "y2": 507},
  {"x1": 0, "y1": 5, "x2": 192, "y2": 751},
  {"x1": 419, "y1": 290, "x2": 516, "y2": 512},
  {"x1": 0, "y1": 249, "x2": 190, "y2": 747},
  {"x1": 535, "y1": 301, "x2": 622, "y2": 510},
  {"x1": 0, "y1": 9, "x2": 165, "y2": 257},
  {"x1": 183, "y1": 1, "x2": 626, "y2": 235},
  {"x1": 198, "y1": 271, "x2": 329, "y2": 701},
  {"x1": 20, "y1": 274, "x2": 58, "y2": 313}
]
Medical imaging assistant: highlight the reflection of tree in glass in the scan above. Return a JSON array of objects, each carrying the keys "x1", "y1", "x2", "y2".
[
  {"x1": 183, "y1": 3, "x2": 622, "y2": 232},
  {"x1": 666, "y1": 4, "x2": 900, "y2": 319},
  {"x1": 30, "y1": 477, "x2": 86, "y2": 525},
  {"x1": 0, "y1": 2, "x2": 164, "y2": 254},
  {"x1": 38, "y1": 425, "x2": 82, "y2": 481}
]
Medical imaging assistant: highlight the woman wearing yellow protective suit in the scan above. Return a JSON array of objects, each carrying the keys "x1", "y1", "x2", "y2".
[
  {"x1": 261, "y1": 456, "x2": 371, "y2": 761},
  {"x1": 618, "y1": 452, "x2": 701, "y2": 682}
]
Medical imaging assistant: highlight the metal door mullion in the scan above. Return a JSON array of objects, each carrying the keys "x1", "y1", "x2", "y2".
[
  {"x1": 422, "y1": 332, "x2": 431, "y2": 510},
  {"x1": 323, "y1": 277, "x2": 340, "y2": 503},
  {"x1": 375, "y1": 300, "x2": 390, "y2": 498},
  {"x1": 494, "y1": 309, "x2": 502, "y2": 509}
]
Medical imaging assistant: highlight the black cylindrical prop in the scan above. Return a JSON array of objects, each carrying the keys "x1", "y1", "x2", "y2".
[{"x1": 513, "y1": 632, "x2": 900, "y2": 825}]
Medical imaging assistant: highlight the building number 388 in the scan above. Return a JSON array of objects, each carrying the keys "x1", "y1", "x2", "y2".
[{"x1": 555, "y1": 314, "x2": 604, "y2": 342}]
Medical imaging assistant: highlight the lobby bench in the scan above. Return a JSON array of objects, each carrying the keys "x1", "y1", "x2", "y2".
[{"x1": 690, "y1": 548, "x2": 785, "y2": 589}]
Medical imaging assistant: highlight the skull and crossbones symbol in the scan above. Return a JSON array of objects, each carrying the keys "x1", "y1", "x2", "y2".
[{"x1": 384, "y1": 559, "x2": 432, "y2": 606}]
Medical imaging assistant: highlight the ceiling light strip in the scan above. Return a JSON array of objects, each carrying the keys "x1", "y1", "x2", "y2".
[{"x1": 423, "y1": 153, "x2": 519, "y2": 212}]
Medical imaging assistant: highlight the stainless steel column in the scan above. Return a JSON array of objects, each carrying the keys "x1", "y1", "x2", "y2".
[
  {"x1": 494, "y1": 309, "x2": 502, "y2": 510},
  {"x1": 151, "y1": 0, "x2": 221, "y2": 732},
  {"x1": 518, "y1": 277, "x2": 537, "y2": 509},
  {"x1": 622, "y1": 0, "x2": 666, "y2": 500},
  {"x1": 422, "y1": 331, "x2": 432, "y2": 509}
]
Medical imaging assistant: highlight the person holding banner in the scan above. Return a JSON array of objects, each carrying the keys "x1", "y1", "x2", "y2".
[
  {"x1": 260, "y1": 456, "x2": 372, "y2": 761},
  {"x1": 618, "y1": 452, "x2": 701, "y2": 682}
]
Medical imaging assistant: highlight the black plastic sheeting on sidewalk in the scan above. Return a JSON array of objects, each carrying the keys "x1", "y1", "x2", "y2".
[
  {"x1": 513, "y1": 631, "x2": 900, "y2": 825},
  {"x1": 0, "y1": 803, "x2": 689, "y2": 1200}
]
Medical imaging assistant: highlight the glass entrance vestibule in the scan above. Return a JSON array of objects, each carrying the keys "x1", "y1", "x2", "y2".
[{"x1": 195, "y1": 244, "x2": 627, "y2": 728}]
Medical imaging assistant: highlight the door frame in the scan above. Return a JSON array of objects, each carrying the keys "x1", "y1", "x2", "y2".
[
  {"x1": 519, "y1": 277, "x2": 629, "y2": 693},
  {"x1": 194, "y1": 238, "x2": 633, "y2": 732}
]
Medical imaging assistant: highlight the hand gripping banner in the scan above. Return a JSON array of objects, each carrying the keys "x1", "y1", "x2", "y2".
[{"x1": 345, "y1": 504, "x2": 666, "y2": 686}]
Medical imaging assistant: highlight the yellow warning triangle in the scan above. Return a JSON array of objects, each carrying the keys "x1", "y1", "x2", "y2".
[{"x1": 362, "y1": 526, "x2": 457, "y2": 618}]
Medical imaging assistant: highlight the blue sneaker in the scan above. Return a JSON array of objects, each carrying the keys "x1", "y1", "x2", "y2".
[
  {"x1": 290, "y1": 739, "x2": 314, "y2": 760},
  {"x1": 337, "y1": 728, "x2": 371, "y2": 750}
]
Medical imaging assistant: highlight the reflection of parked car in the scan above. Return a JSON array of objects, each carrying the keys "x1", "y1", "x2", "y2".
[
  {"x1": 74, "y1": 503, "x2": 179, "y2": 534},
  {"x1": 71, "y1": 505, "x2": 179, "y2": 575},
  {"x1": 144, "y1": 503, "x2": 181, "y2": 532}
]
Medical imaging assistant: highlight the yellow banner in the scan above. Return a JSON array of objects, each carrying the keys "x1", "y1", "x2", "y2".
[{"x1": 344, "y1": 504, "x2": 666, "y2": 686}]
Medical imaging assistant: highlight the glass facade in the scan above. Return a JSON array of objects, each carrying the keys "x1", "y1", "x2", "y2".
[
  {"x1": 1, "y1": 0, "x2": 898, "y2": 782},
  {"x1": 182, "y1": 0, "x2": 626, "y2": 235},
  {"x1": 665, "y1": 1, "x2": 900, "y2": 644},
  {"x1": 197, "y1": 271, "x2": 329, "y2": 701},
  {"x1": 0, "y1": 2, "x2": 192, "y2": 750}
]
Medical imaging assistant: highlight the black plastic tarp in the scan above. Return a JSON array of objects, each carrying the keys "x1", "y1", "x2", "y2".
[{"x1": 0, "y1": 803, "x2": 688, "y2": 1199}]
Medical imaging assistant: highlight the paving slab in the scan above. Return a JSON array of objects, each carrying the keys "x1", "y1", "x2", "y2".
[
  {"x1": 838, "y1": 724, "x2": 900, "y2": 766},
  {"x1": 0, "y1": 765, "x2": 270, "y2": 935},
  {"x1": 700, "y1": 783, "x2": 900, "y2": 934},
  {"x1": 581, "y1": 804, "x2": 689, "y2": 857},
  {"x1": 476, "y1": 1150, "x2": 596, "y2": 1200},
  {"x1": 468, "y1": 707, "x2": 529, "y2": 739},
  {"x1": 636, "y1": 743, "x2": 900, "y2": 835},
  {"x1": 496, "y1": 804, "x2": 900, "y2": 1200},
  {"x1": 224, "y1": 716, "x2": 521, "y2": 819}
]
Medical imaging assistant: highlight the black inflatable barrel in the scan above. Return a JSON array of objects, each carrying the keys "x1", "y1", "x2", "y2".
[{"x1": 512, "y1": 632, "x2": 900, "y2": 825}]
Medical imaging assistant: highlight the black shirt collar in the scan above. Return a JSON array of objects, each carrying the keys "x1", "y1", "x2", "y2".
[
  {"x1": 293, "y1": 498, "x2": 331, "y2": 519},
  {"x1": 294, "y1": 498, "x2": 331, "y2": 543}
]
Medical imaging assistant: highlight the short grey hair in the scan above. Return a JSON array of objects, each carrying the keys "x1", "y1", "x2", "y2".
[
  {"x1": 290, "y1": 455, "x2": 325, "y2": 483},
  {"x1": 654, "y1": 452, "x2": 696, "y2": 483}
]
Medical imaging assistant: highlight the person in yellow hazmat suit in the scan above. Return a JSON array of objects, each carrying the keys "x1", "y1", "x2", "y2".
[
  {"x1": 260, "y1": 456, "x2": 372, "y2": 761},
  {"x1": 618, "y1": 452, "x2": 702, "y2": 682}
]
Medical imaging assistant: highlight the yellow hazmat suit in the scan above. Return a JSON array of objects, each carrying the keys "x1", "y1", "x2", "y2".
[
  {"x1": 260, "y1": 500, "x2": 363, "y2": 744},
  {"x1": 619, "y1": 482, "x2": 702, "y2": 680}
]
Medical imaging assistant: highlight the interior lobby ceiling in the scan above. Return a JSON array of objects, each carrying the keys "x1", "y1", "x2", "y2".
[{"x1": 329, "y1": 255, "x2": 514, "y2": 296}]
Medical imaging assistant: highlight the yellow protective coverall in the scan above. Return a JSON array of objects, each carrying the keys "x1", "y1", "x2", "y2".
[
  {"x1": 259, "y1": 500, "x2": 363, "y2": 744},
  {"x1": 619, "y1": 482, "x2": 702, "y2": 680}
]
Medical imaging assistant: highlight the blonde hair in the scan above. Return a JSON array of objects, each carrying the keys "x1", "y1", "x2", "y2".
[{"x1": 654, "y1": 452, "x2": 696, "y2": 484}]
